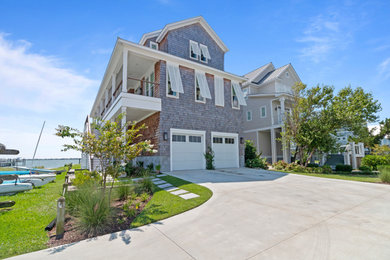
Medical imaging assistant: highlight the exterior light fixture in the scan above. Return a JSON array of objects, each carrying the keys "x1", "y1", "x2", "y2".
[
  {"x1": 240, "y1": 137, "x2": 244, "y2": 144},
  {"x1": 163, "y1": 132, "x2": 168, "y2": 141}
]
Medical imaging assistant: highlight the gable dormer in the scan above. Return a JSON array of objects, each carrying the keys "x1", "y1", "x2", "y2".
[{"x1": 139, "y1": 17, "x2": 228, "y2": 71}]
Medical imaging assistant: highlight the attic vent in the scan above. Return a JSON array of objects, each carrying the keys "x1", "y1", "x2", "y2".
[{"x1": 286, "y1": 72, "x2": 289, "y2": 78}]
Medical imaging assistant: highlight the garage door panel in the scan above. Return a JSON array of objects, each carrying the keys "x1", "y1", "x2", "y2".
[
  {"x1": 213, "y1": 135, "x2": 238, "y2": 168},
  {"x1": 171, "y1": 132, "x2": 205, "y2": 171}
]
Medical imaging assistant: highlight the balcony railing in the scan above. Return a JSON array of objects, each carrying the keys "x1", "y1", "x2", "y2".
[{"x1": 99, "y1": 77, "x2": 160, "y2": 118}]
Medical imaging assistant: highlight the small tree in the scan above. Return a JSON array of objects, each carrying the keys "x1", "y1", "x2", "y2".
[
  {"x1": 204, "y1": 146, "x2": 215, "y2": 170},
  {"x1": 56, "y1": 114, "x2": 154, "y2": 199}
]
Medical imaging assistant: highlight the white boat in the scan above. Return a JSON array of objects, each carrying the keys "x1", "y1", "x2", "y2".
[
  {"x1": 19, "y1": 178, "x2": 52, "y2": 187},
  {"x1": 0, "y1": 182, "x2": 33, "y2": 195},
  {"x1": 18, "y1": 174, "x2": 56, "y2": 183}
]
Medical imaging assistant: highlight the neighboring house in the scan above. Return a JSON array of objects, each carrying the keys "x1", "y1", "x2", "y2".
[
  {"x1": 336, "y1": 129, "x2": 354, "y2": 146},
  {"x1": 241, "y1": 62, "x2": 301, "y2": 164},
  {"x1": 87, "y1": 16, "x2": 247, "y2": 172}
]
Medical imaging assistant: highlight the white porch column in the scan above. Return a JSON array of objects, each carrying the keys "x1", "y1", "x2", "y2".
[
  {"x1": 350, "y1": 142, "x2": 357, "y2": 169},
  {"x1": 280, "y1": 97, "x2": 289, "y2": 162},
  {"x1": 271, "y1": 128, "x2": 277, "y2": 164},
  {"x1": 122, "y1": 49, "x2": 128, "y2": 93},
  {"x1": 111, "y1": 74, "x2": 116, "y2": 98},
  {"x1": 121, "y1": 107, "x2": 127, "y2": 132},
  {"x1": 270, "y1": 100, "x2": 274, "y2": 125}
]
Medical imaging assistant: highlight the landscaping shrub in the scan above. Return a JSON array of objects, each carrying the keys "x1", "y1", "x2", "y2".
[
  {"x1": 140, "y1": 192, "x2": 149, "y2": 202},
  {"x1": 117, "y1": 185, "x2": 133, "y2": 201},
  {"x1": 72, "y1": 170, "x2": 101, "y2": 187},
  {"x1": 146, "y1": 163, "x2": 154, "y2": 171},
  {"x1": 125, "y1": 162, "x2": 136, "y2": 176},
  {"x1": 335, "y1": 164, "x2": 352, "y2": 173},
  {"x1": 272, "y1": 160, "x2": 288, "y2": 170},
  {"x1": 358, "y1": 165, "x2": 372, "y2": 174},
  {"x1": 137, "y1": 177, "x2": 154, "y2": 194},
  {"x1": 321, "y1": 165, "x2": 333, "y2": 174},
  {"x1": 378, "y1": 165, "x2": 390, "y2": 183},
  {"x1": 307, "y1": 163, "x2": 319, "y2": 168},
  {"x1": 204, "y1": 146, "x2": 215, "y2": 170},
  {"x1": 67, "y1": 183, "x2": 112, "y2": 236},
  {"x1": 362, "y1": 155, "x2": 390, "y2": 170},
  {"x1": 245, "y1": 157, "x2": 268, "y2": 169},
  {"x1": 136, "y1": 161, "x2": 144, "y2": 168},
  {"x1": 245, "y1": 140, "x2": 257, "y2": 161},
  {"x1": 155, "y1": 164, "x2": 161, "y2": 174}
]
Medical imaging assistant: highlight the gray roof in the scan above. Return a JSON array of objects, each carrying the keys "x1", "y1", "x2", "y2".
[{"x1": 254, "y1": 64, "x2": 290, "y2": 85}]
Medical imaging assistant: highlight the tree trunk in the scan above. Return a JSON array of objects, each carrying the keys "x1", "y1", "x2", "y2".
[{"x1": 305, "y1": 150, "x2": 315, "y2": 166}]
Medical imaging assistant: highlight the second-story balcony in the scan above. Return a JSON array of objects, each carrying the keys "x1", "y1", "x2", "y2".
[{"x1": 94, "y1": 50, "x2": 162, "y2": 122}]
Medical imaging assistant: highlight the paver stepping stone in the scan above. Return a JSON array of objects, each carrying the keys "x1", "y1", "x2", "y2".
[
  {"x1": 157, "y1": 183, "x2": 173, "y2": 189},
  {"x1": 170, "y1": 189, "x2": 188, "y2": 195},
  {"x1": 164, "y1": 186, "x2": 179, "y2": 192},
  {"x1": 157, "y1": 174, "x2": 168, "y2": 177},
  {"x1": 152, "y1": 180, "x2": 166, "y2": 185},
  {"x1": 179, "y1": 193, "x2": 200, "y2": 200},
  {"x1": 151, "y1": 178, "x2": 160, "y2": 181}
]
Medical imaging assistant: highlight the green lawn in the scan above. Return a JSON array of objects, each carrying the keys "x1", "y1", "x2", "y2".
[
  {"x1": 276, "y1": 170, "x2": 382, "y2": 183},
  {"x1": 0, "y1": 165, "x2": 75, "y2": 259},
  {"x1": 131, "y1": 175, "x2": 212, "y2": 228}
]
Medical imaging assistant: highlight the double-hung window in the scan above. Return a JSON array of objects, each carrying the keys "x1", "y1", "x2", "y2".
[
  {"x1": 167, "y1": 73, "x2": 177, "y2": 97},
  {"x1": 166, "y1": 62, "x2": 184, "y2": 98},
  {"x1": 232, "y1": 86, "x2": 239, "y2": 109},
  {"x1": 260, "y1": 106, "x2": 267, "y2": 118},
  {"x1": 247, "y1": 110, "x2": 252, "y2": 121},
  {"x1": 149, "y1": 41, "x2": 158, "y2": 50}
]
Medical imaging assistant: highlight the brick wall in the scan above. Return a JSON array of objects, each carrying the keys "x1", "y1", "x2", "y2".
[{"x1": 134, "y1": 112, "x2": 160, "y2": 156}]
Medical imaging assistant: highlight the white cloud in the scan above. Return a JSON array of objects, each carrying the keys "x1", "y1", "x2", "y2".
[
  {"x1": 0, "y1": 34, "x2": 98, "y2": 159},
  {"x1": 297, "y1": 13, "x2": 351, "y2": 63},
  {"x1": 0, "y1": 33, "x2": 98, "y2": 113},
  {"x1": 378, "y1": 57, "x2": 390, "y2": 80}
]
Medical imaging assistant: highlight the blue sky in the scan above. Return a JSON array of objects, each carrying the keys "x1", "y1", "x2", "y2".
[{"x1": 0, "y1": 0, "x2": 389, "y2": 158}]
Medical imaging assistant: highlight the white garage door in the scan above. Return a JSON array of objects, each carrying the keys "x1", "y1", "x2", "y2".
[
  {"x1": 171, "y1": 130, "x2": 205, "y2": 171},
  {"x1": 212, "y1": 133, "x2": 239, "y2": 168}
]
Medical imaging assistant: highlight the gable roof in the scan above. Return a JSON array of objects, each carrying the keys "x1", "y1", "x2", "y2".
[
  {"x1": 244, "y1": 62, "x2": 274, "y2": 83},
  {"x1": 139, "y1": 16, "x2": 229, "y2": 53},
  {"x1": 139, "y1": 29, "x2": 162, "y2": 46},
  {"x1": 245, "y1": 63, "x2": 301, "y2": 86}
]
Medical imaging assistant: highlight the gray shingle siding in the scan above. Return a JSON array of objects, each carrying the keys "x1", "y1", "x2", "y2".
[
  {"x1": 143, "y1": 36, "x2": 158, "y2": 47},
  {"x1": 157, "y1": 61, "x2": 244, "y2": 171},
  {"x1": 159, "y1": 24, "x2": 225, "y2": 71}
]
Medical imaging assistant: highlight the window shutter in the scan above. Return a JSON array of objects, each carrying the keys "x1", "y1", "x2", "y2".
[
  {"x1": 232, "y1": 81, "x2": 247, "y2": 106},
  {"x1": 166, "y1": 61, "x2": 184, "y2": 93},
  {"x1": 200, "y1": 44, "x2": 211, "y2": 59},
  {"x1": 190, "y1": 41, "x2": 201, "y2": 56},
  {"x1": 214, "y1": 76, "x2": 224, "y2": 106},
  {"x1": 195, "y1": 70, "x2": 211, "y2": 99}
]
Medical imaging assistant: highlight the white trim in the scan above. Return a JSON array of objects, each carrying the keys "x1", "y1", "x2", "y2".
[
  {"x1": 247, "y1": 110, "x2": 252, "y2": 121},
  {"x1": 91, "y1": 38, "x2": 246, "y2": 115},
  {"x1": 243, "y1": 125, "x2": 282, "y2": 134},
  {"x1": 149, "y1": 41, "x2": 158, "y2": 50},
  {"x1": 170, "y1": 128, "x2": 206, "y2": 171},
  {"x1": 260, "y1": 105, "x2": 267, "y2": 118},
  {"x1": 211, "y1": 131, "x2": 239, "y2": 168},
  {"x1": 155, "y1": 16, "x2": 229, "y2": 53},
  {"x1": 139, "y1": 29, "x2": 162, "y2": 46}
]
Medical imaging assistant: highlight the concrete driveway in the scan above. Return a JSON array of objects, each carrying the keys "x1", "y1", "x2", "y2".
[{"x1": 10, "y1": 168, "x2": 390, "y2": 260}]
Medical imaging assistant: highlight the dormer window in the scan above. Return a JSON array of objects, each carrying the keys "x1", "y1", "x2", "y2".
[
  {"x1": 199, "y1": 44, "x2": 211, "y2": 63},
  {"x1": 189, "y1": 40, "x2": 201, "y2": 60},
  {"x1": 150, "y1": 41, "x2": 158, "y2": 50}
]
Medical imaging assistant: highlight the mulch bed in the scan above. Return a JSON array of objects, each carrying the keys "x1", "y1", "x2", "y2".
[{"x1": 47, "y1": 195, "x2": 152, "y2": 248}]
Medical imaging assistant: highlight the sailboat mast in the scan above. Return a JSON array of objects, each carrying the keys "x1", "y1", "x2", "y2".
[{"x1": 31, "y1": 121, "x2": 45, "y2": 169}]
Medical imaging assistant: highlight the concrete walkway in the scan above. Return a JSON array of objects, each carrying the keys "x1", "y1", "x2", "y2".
[{"x1": 9, "y1": 168, "x2": 390, "y2": 260}]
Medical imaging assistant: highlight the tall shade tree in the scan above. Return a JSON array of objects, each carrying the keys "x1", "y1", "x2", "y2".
[
  {"x1": 283, "y1": 83, "x2": 381, "y2": 166},
  {"x1": 56, "y1": 114, "x2": 154, "y2": 198}
]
